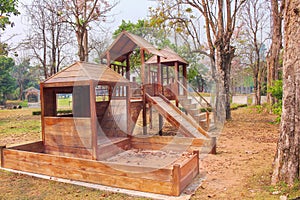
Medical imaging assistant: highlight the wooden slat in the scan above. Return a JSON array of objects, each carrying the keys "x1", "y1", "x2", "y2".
[
  {"x1": 44, "y1": 135, "x2": 92, "y2": 149},
  {"x1": 10, "y1": 141, "x2": 44, "y2": 153},
  {"x1": 44, "y1": 117, "x2": 91, "y2": 127},
  {"x1": 45, "y1": 146, "x2": 93, "y2": 159}
]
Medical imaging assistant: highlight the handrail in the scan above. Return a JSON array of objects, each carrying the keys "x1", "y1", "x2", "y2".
[{"x1": 176, "y1": 80, "x2": 212, "y2": 109}]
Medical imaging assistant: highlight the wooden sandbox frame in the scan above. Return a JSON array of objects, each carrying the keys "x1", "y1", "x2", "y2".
[{"x1": 0, "y1": 136, "x2": 204, "y2": 196}]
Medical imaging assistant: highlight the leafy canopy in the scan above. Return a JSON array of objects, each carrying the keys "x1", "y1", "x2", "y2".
[{"x1": 0, "y1": 0, "x2": 20, "y2": 30}]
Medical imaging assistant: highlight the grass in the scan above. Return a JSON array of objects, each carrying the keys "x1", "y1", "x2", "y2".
[
  {"x1": 0, "y1": 170, "x2": 148, "y2": 200},
  {"x1": 0, "y1": 108, "x2": 41, "y2": 146}
]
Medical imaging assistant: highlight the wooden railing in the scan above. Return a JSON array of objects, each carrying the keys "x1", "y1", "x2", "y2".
[{"x1": 176, "y1": 80, "x2": 212, "y2": 111}]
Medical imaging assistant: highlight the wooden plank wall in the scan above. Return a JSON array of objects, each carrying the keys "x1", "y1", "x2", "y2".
[
  {"x1": 44, "y1": 117, "x2": 93, "y2": 159},
  {"x1": 100, "y1": 100, "x2": 128, "y2": 137}
]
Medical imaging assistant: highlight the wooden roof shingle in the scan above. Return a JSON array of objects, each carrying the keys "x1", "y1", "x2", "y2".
[
  {"x1": 145, "y1": 47, "x2": 188, "y2": 65},
  {"x1": 43, "y1": 61, "x2": 129, "y2": 87}
]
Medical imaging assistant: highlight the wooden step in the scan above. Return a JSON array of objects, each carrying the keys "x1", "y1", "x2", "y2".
[
  {"x1": 179, "y1": 99, "x2": 192, "y2": 105},
  {"x1": 193, "y1": 113, "x2": 207, "y2": 121},
  {"x1": 181, "y1": 103, "x2": 197, "y2": 110},
  {"x1": 186, "y1": 108, "x2": 200, "y2": 116}
]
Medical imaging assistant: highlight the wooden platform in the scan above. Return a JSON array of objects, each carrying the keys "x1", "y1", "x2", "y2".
[{"x1": 0, "y1": 136, "x2": 201, "y2": 196}]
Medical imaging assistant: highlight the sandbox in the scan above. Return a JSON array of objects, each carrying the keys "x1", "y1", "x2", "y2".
[{"x1": 0, "y1": 136, "x2": 201, "y2": 196}]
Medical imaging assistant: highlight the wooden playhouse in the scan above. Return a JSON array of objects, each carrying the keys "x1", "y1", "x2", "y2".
[{"x1": 0, "y1": 31, "x2": 212, "y2": 196}]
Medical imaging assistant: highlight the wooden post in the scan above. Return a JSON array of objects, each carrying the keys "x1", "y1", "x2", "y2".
[
  {"x1": 183, "y1": 64, "x2": 187, "y2": 96},
  {"x1": 159, "y1": 115, "x2": 163, "y2": 136},
  {"x1": 166, "y1": 66, "x2": 169, "y2": 84},
  {"x1": 172, "y1": 164, "x2": 181, "y2": 196},
  {"x1": 148, "y1": 65, "x2": 151, "y2": 84},
  {"x1": 174, "y1": 62, "x2": 179, "y2": 107},
  {"x1": 40, "y1": 83, "x2": 45, "y2": 145},
  {"x1": 157, "y1": 55, "x2": 163, "y2": 135},
  {"x1": 126, "y1": 54, "x2": 130, "y2": 80},
  {"x1": 193, "y1": 150, "x2": 200, "y2": 174},
  {"x1": 89, "y1": 80, "x2": 97, "y2": 160},
  {"x1": 157, "y1": 56, "x2": 161, "y2": 94},
  {"x1": 126, "y1": 85, "x2": 131, "y2": 135},
  {"x1": 0, "y1": 145, "x2": 6, "y2": 168},
  {"x1": 106, "y1": 52, "x2": 111, "y2": 67},
  {"x1": 210, "y1": 137, "x2": 217, "y2": 155},
  {"x1": 141, "y1": 49, "x2": 147, "y2": 135},
  {"x1": 149, "y1": 103, "x2": 153, "y2": 129}
]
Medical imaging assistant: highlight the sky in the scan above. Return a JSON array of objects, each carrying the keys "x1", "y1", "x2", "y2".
[{"x1": 1, "y1": 0, "x2": 156, "y2": 45}]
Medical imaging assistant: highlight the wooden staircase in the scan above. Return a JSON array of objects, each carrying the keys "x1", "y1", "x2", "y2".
[
  {"x1": 178, "y1": 95, "x2": 210, "y2": 131},
  {"x1": 176, "y1": 81, "x2": 212, "y2": 131}
]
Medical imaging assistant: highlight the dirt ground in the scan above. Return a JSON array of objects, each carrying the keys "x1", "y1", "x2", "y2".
[
  {"x1": 192, "y1": 107, "x2": 282, "y2": 199},
  {"x1": 1, "y1": 107, "x2": 299, "y2": 199}
]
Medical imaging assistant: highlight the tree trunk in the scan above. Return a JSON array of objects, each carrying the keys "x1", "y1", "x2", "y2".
[
  {"x1": 267, "y1": 0, "x2": 283, "y2": 105},
  {"x1": 272, "y1": 0, "x2": 300, "y2": 185},
  {"x1": 214, "y1": 43, "x2": 234, "y2": 123}
]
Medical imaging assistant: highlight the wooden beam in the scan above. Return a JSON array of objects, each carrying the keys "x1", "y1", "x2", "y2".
[{"x1": 89, "y1": 80, "x2": 97, "y2": 160}]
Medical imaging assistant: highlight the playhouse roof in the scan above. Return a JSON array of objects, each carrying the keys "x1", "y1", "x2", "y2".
[
  {"x1": 101, "y1": 31, "x2": 166, "y2": 62},
  {"x1": 145, "y1": 47, "x2": 188, "y2": 65},
  {"x1": 43, "y1": 61, "x2": 129, "y2": 87}
]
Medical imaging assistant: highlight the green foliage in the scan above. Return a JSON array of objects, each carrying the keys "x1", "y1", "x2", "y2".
[
  {"x1": 0, "y1": 0, "x2": 20, "y2": 30},
  {"x1": 0, "y1": 56, "x2": 16, "y2": 104},
  {"x1": 0, "y1": 42, "x2": 8, "y2": 56},
  {"x1": 269, "y1": 80, "x2": 283, "y2": 123},
  {"x1": 268, "y1": 80, "x2": 283, "y2": 100}
]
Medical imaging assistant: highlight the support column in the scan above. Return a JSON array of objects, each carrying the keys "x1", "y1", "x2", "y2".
[
  {"x1": 126, "y1": 84, "x2": 131, "y2": 135},
  {"x1": 157, "y1": 56, "x2": 163, "y2": 135},
  {"x1": 126, "y1": 54, "x2": 130, "y2": 80},
  {"x1": 89, "y1": 80, "x2": 97, "y2": 160},
  {"x1": 183, "y1": 64, "x2": 187, "y2": 96},
  {"x1": 157, "y1": 56, "x2": 161, "y2": 95},
  {"x1": 141, "y1": 49, "x2": 147, "y2": 135},
  {"x1": 174, "y1": 62, "x2": 179, "y2": 107},
  {"x1": 40, "y1": 83, "x2": 45, "y2": 144}
]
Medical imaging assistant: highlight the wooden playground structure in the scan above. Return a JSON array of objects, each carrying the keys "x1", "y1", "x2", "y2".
[{"x1": 0, "y1": 31, "x2": 214, "y2": 196}]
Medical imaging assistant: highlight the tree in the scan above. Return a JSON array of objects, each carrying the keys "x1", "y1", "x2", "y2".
[
  {"x1": 150, "y1": 0, "x2": 245, "y2": 123},
  {"x1": 272, "y1": 0, "x2": 300, "y2": 185},
  {"x1": 0, "y1": 56, "x2": 16, "y2": 104},
  {"x1": 61, "y1": 0, "x2": 118, "y2": 62},
  {"x1": 238, "y1": 0, "x2": 269, "y2": 105},
  {"x1": 12, "y1": 58, "x2": 39, "y2": 100},
  {"x1": 0, "y1": 0, "x2": 20, "y2": 31},
  {"x1": 23, "y1": 0, "x2": 72, "y2": 79},
  {"x1": 266, "y1": 0, "x2": 284, "y2": 105}
]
